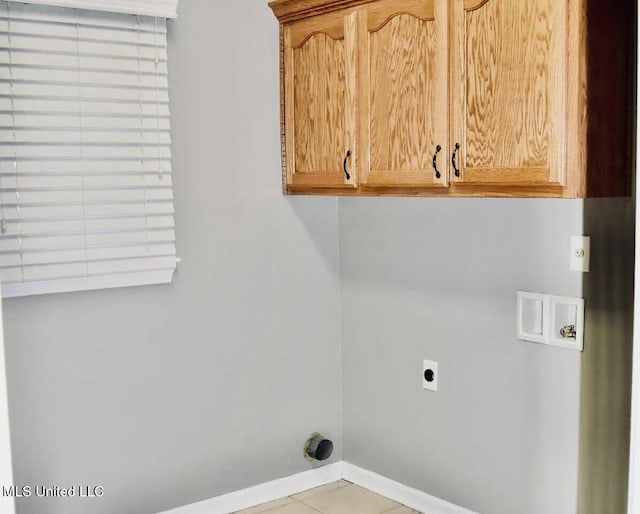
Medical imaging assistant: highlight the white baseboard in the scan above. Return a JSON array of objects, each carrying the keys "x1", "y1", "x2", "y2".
[
  {"x1": 158, "y1": 462, "x2": 343, "y2": 514},
  {"x1": 342, "y1": 462, "x2": 477, "y2": 514},
  {"x1": 158, "y1": 460, "x2": 477, "y2": 514}
]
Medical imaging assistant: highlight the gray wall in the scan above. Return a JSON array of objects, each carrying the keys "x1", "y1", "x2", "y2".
[
  {"x1": 2, "y1": 2, "x2": 343, "y2": 513},
  {"x1": 577, "y1": 198, "x2": 635, "y2": 514},
  {"x1": 339, "y1": 198, "x2": 587, "y2": 514},
  {"x1": 1, "y1": 2, "x2": 634, "y2": 514}
]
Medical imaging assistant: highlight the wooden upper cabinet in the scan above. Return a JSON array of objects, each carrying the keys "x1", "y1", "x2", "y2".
[
  {"x1": 359, "y1": 0, "x2": 448, "y2": 189},
  {"x1": 449, "y1": 0, "x2": 567, "y2": 189},
  {"x1": 283, "y1": 10, "x2": 358, "y2": 191},
  {"x1": 269, "y1": 0, "x2": 633, "y2": 197}
]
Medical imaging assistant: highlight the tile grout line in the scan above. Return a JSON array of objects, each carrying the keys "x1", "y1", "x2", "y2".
[
  {"x1": 288, "y1": 497, "x2": 325, "y2": 514},
  {"x1": 288, "y1": 480, "x2": 349, "y2": 514},
  {"x1": 290, "y1": 481, "x2": 412, "y2": 514}
]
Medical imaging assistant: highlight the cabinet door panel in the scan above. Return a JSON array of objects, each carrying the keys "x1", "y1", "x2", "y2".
[
  {"x1": 284, "y1": 11, "x2": 357, "y2": 190},
  {"x1": 451, "y1": 0, "x2": 566, "y2": 187},
  {"x1": 360, "y1": 0, "x2": 447, "y2": 188}
]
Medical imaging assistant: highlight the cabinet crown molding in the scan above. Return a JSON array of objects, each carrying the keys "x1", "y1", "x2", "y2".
[
  {"x1": 6, "y1": 0, "x2": 179, "y2": 18},
  {"x1": 269, "y1": 0, "x2": 376, "y2": 23}
]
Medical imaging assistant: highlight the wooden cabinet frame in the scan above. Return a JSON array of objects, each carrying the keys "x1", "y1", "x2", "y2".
[{"x1": 270, "y1": 0, "x2": 634, "y2": 198}]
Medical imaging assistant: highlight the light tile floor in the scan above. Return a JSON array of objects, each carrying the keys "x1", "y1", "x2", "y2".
[{"x1": 233, "y1": 480, "x2": 422, "y2": 514}]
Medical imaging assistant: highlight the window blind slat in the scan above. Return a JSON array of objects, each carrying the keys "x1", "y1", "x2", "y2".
[
  {"x1": 0, "y1": 98, "x2": 170, "y2": 118},
  {"x1": 0, "y1": 21, "x2": 167, "y2": 44},
  {"x1": 0, "y1": 35, "x2": 167, "y2": 59},
  {"x1": 0, "y1": 83, "x2": 170, "y2": 103},
  {"x1": 0, "y1": 65, "x2": 168, "y2": 85},
  {"x1": 0, "y1": 56, "x2": 167, "y2": 76},
  {"x1": 4, "y1": 240, "x2": 175, "y2": 259},
  {"x1": 0, "y1": 128, "x2": 171, "y2": 144},
  {"x1": 19, "y1": 255, "x2": 175, "y2": 282},
  {"x1": 1, "y1": 187, "x2": 173, "y2": 205},
  {"x1": 0, "y1": 227, "x2": 174, "y2": 251},
  {"x1": 0, "y1": 200, "x2": 173, "y2": 220},
  {"x1": 0, "y1": 113, "x2": 171, "y2": 129},
  {"x1": 15, "y1": 244, "x2": 176, "y2": 266},
  {"x1": 3, "y1": 172, "x2": 172, "y2": 188},
  {"x1": 0, "y1": 1, "x2": 175, "y2": 297},
  {"x1": 0, "y1": 4, "x2": 168, "y2": 32},
  {"x1": 0, "y1": 158, "x2": 172, "y2": 173},
  {"x1": 0, "y1": 144, "x2": 171, "y2": 158}
]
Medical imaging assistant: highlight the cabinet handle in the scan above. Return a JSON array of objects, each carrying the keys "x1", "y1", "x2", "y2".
[
  {"x1": 452, "y1": 142, "x2": 461, "y2": 177},
  {"x1": 343, "y1": 150, "x2": 352, "y2": 180},
  {"x1": 432, "y1": 145, "x2": 442, "y2": 179}
]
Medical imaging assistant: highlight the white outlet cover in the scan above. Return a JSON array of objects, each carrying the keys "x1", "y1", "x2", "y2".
[
  {"x1": 570, "y1": 236, "x2": 590, "y2": 272},
  {"x1": 423, "y1": 360, "x2": 438, "y2": 392},
  {"x1": 516, "y1": 291, "x2": 550, "y2": 344},
  {"x1": 550, "y1": 295, "x2": 585, "y2": 351},
  {"x1": 516, "y1": 291, "x2": 584, "y2": 352}
]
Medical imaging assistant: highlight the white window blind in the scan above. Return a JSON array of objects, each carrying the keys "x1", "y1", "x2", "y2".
[{"x1": 0, "y1": 1, "x2": 176, "y2": 298}]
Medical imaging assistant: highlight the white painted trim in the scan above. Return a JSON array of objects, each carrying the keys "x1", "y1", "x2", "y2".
[
  {"x1": 157, "y1": 463, "x2": 343, "y2": 514},
  {"x1": 158, "y1": 461, "x2": 476, "y2": 514},
  {"x1": 7, "y1": 0, "x2": 179, "y2": 18},
  {"x1": 0, "y1": 296, "x2": 16, "y2": 514},
  {"x1": 342, "y1": 462, "x2": 478, "y2": 514},
  {"x1": 627, "y1": 5, "x2": 640, "y2": 512}
]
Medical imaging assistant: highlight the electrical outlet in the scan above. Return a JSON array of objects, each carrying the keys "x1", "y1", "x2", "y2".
[
  {"x1": 423, "y1": 360, "x2": 438, "y2": 392},
  {"x1": 570, "y1": 236, "x2": 590, "y2": 272}
]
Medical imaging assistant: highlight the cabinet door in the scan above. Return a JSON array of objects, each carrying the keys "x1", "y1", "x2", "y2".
[
  {"x1": 450, "y1": 0, "x2": 566, "y2": 187},
  {"x1": 283, "y1": 11, "x2": 358, "y2": 191},
  {"x1": 359, "y1": 0, "x2": 448, "y2": 189}
]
